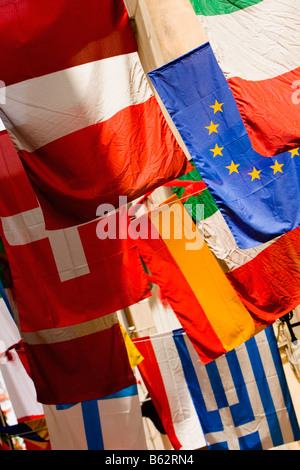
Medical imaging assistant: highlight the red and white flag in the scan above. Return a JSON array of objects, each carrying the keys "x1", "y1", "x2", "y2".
[
  {"x1": 0, "y1": 0, "x2": 192, "y2": 405},
  {"x1": 0, "y1": 0, "x2": 191, "y2": 230},
  {"x1": 0, "y1": 126, "x2": 150, "y2": 405}
]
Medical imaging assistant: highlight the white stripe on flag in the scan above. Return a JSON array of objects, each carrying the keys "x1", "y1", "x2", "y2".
[
  {"x1": 200, "y1": 210, "x2": 278, "y2": 272},
  {"x1": 0, "y1": 297, "x2": 44, "y2": 421},
  {"x1": 0, "y1": 297, "x2": 20, "y2": 350},
  {"x1": 151, "y1": 333, "x2": 207, "y2": 450},
  {"x1": 197, "y1": 0, "x2": 300, "y2": 80},
  {"x1": 44, "y1": 402, "x2": 88, "y2": 450},
  {"x1": 139, "y1": 327, "x2": 300, "y2": 450},
  {"x1": 44, "y1": 385, "x2": 147, "y2": 450},
  {"x1": 183, "y1": 335, "x2": 218, "y2": 412},
  {"x1": 206, "y1": 337, "x2": 273, "y2": 450},
  {"x1": 1, "y1": 208, "x2": 90, "y2": 282},
  {"x1": 1, "y1": 52, "x2": 153, "y2": 152},
  {"x1": 254, "y1": 331, "x2": 297, "y2": 445},
  {"x1": 22, "y1": 312, "x2": 119, "y2": 345},
  {"x1": 184, "y1": 327, "x2": 300, "y2": 449}
]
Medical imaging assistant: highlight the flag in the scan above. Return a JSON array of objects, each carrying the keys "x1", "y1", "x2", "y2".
[
  {"x1": 172, "y1": 162, "x2": 300, "y2": 324},
  {"x1": 0, "y1": 342, "x2": 44, "y2": 428},
  {"x1": 148, "y1": 43, "x2": 300, "y2": 249},
  {"x1": 133, "y1": 332, "x2": 207, "y2": 450},
  {"x1": 0, "y1": 128, "x2": 150, "y2": 404},
  {"x1": 120, "y1": 323, "x2": 144, "y2": 369},
  {"x1": 0, "y1": 0, "x2": 191, "y2": 231},
  {"x1": 0, "y1": 285, "x2": 46, "y2": 449},
  {"x1": 190, "y1": 0, "x2": 300, "y2": 157},
  {"x1": 0, "y1": 417, "x2": 50, "y2": 450},
  {"x1": 0, "y1": 280, "x2": 20, "y2": 351},
  {"x1": 43, "y1": 384, "x2": 147, "y2": 450},
  {"x1": 134, "y1": 326, "x2": 300, "y2": 450},
  {"x1": 132, "y1": 194, "x2": 257, "y2": 364}
]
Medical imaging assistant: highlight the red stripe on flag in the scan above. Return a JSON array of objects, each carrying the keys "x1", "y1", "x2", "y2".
[
  {"x1": 0, "y1": 129, "x2": 151, "y2": 403},
  {"x1": 0, "y1": 0, "x2": 137, "y2": 85},
  {"x1": 228, "y1": 67, "x2": 300, "y2": 157},
  {"x1": 134, "y1": 216, "x2": 227, "y2": 364},
  {"x1": 24, "y1": 323, "x2": 136, "y2": 405},
  {"x1": 227, "y1": 225, "x2": 300, "y2": 325},
  {"x1": 133, "y1": 337, "x2": 182, "y2": 450},
  {"x1": 0, "y1": 131, "x2": 38, "y2": 216},
  {"x1": 19, "y1": 97, "x2": 192, "y2": 230},
  {"x1": 2, "y1": 222, "x2": 150, "y2": 333}
]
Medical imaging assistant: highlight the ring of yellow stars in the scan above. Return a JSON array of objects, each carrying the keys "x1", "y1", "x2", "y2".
[
  {"x1": 289, "y1": 147, "x2": 299, "y2": 158},
  {"x1": 210, "y1": 100, "x2": 223, "y2": 114},
  {"x1": 205, "y1": 121, "x2": 219, "y2": 135},
  {"x1": 270, "y1": 160, "x2": 284, "y2": 174},
  {"x1": 248, "y1": 167, "x2": 262, "y2": 181},
  {"x1": 210, "y1": 143, "x2": 224, "y2": 157},
  {"x1": 226, "y1": 161, "x2": 240, "y2": 174}
]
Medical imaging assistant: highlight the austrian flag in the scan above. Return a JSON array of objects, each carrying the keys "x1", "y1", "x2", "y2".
[{"x1": 0, "y1": 0, "x2": 191, "y2": 230}]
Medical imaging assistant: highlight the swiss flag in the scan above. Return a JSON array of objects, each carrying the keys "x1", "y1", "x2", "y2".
[{"x1": 0, "y1": 130, "x2": 151, "y2": 404}]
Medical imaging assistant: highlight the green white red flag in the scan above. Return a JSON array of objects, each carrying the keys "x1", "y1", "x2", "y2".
[{"x1": 190, "y1": 0, "x2": 300, "y2": 157}]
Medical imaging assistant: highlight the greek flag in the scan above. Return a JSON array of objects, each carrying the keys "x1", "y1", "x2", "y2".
[{"x1": 134, "y1": 326, "x2": 300, "y2": 450}]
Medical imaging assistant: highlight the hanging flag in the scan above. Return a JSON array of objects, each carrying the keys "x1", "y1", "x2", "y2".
[
  {"x1": 190, "y1": 0, "x2": 300, "y2": 157},
  {"x1": 133, "y1": 332, "x2": 207, "y2": 450},
  {"x1": 0, "y1": 0, "x2": 191, "y2": 230},
  {"x1": 132, "y1": 194, "x2": 256, "y2": 364},
  {"x1": 0, "y1": 284, "x2": 46, "y2": 449},
  {"x1": 0, "y1": 280, "x2": 20, "y2": 351},
  {"x1": 172, "y1": 162, "x2": 300, "y2": 324},
  {"x1": 134, "y1": 327, "x2": 300, "y2": 450},
  {"x1": 0, "y1": 128, "x2": 150, "y2": 405},
  {"x1": 0, "y1": 417, "x2": 50, "y2": 450},
  {"x1": 148, "y1": 43, "x2": 300, "y2": 249},
  {"x1": 43, "y1": 384, "x2": 147, "y2": 450}
]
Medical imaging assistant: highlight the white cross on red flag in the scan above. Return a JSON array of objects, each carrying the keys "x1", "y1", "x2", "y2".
[{"x1": 0, "y1": 128, "x2": 151, "y2": 405}]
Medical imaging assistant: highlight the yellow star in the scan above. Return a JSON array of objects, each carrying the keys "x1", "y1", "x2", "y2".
[
  {"x1": 289, "y1": 147, "x2": 299, "y2": 158},
  {"x1": 210, "y1": 100, "x2": 224, "y2": 114},
  {"x1": 205, "y1": 121, "x2": 219, "y2": 135},
  {"x1": 270, "y1": 160, "x2": 284, "y2": 174},
  {"x1": 210, "y1": 143, "x2": 224, "y2": 157},
  {"x1": 226, "y1": 161, "x2": 240, "y2": 174},
  {"x1": 248, "y1": 167, "x2": 262, "y2": 181}
]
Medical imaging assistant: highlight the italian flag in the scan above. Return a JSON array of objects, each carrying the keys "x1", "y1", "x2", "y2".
[
  {"x1": 173, "y1": 162, "x2": 300, "y2": 324},
  {"x1": 190, "y1": 0, "x2": 300, "y2": 157}
]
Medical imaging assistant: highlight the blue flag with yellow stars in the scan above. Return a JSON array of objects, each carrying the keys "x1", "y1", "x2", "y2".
[{"x1": 148, "y1": 43, "x2": 300, "y2": 249}]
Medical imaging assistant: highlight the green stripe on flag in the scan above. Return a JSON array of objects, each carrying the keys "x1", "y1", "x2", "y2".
[
  {"x1": 173, "y1": 160, "x2": 218, "y2": 222},
  {"x1": 190, "y1": 0, "x2": 263, "y2": 15}
]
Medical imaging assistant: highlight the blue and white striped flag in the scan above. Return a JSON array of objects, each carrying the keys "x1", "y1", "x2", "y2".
[
  {"x1": 135, "y1": 326, "x2": 300, "y2": 450},
  {"x1": 43, "y1": 384, "x2": 147, "y2": 450}
]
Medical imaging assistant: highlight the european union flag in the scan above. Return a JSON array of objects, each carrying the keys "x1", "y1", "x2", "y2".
[{"x1": 148, "y1": 43, "x2": 300, "y2": 249}]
